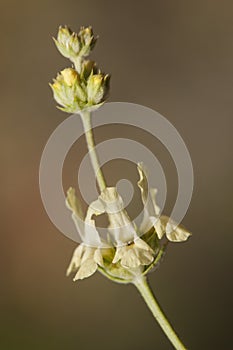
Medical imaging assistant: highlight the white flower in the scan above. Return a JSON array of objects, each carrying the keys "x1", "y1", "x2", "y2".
[
  {"x1": 87, "y1": 187, "x2": 155, "y2": 269},
  {"x1": 66, "y1": 163, "x2": 191, "y2": 282},
  {"x1": 66, "y1": 188, "x2": 112, "y2": 281},
  {"x1": 112, "y1": 238, "x2": 154, "y2": 268},
  {"x1": 66, "y1": 243, "x2": 104, "y2": 281},
  {"x1": 137, "y1": 162, "x2": 191, "y2": 242}
]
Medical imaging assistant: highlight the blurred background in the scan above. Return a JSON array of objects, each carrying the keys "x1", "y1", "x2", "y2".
[{"x1": 1, "y1": 0, "x2": 233, "y2": 349}]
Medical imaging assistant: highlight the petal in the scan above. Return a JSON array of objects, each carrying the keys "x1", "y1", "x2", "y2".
[
  {"x1": 69, "y1": 245, "x2": 104, "y2": 281},
  {"x1": 73, "y1": 259, "x2": 98, "y2": 281},
  {"x1": 140, "y1": 216, "x2": 157, "y2": 234},
  {"x1": 137, "y1": 164, "x2": 191, "y2": 242},
  {"x1": 66, "y1": 244, "x2": 85, "y2": 276},
  {"x1": 99, "y1": 187, "x2": 137, "y2": 244},
  {"x1": 134, "y1": 237, "x2": 153, "y2": 251},
  {"x1": 136, "y1": 249, "x2": 154, "y2": 265},
  {"x1": 121, "y1": 248, "x2": 141, "y2": 268},
  {"x1": 114, "y1": 240, "x2": 154, "y2": 268},
  {"x1": 150, "y1": 188, "x2": 160, "y2": 217},
  {"x1": 83, "y1": 219, "x2": 102, "y2": 246},
  {"x1": 137, "y1": 163, "x2": 161, "y2": 234},
  {"x1": 66, "y1": 187, "x2": 84, "y2": 219},
  {"x1": 137, "y1": 162, "x2": 148, "y2": 206},
  {"x1": 154, "y1": 219, "x2": 165, "y2": 239},
  {"x1": 160, "y1": 216, "x2": 191, "y2": 242},
  {"x1": 85, "y1": 198, "x2": 105, "y2": 221},
  {"x1": 93, "y1": 248, "x2": 104, "y2": 267},
  {"x1": 134, "y1": 239, "x2": 154, "y2": 265},
  {"x1": 99, "y1": 187, "x2": 124, "y2": 214},
  {"x1": 66, "y1": 188, "x2": 106, "y2": 247},
  {"x1": 81, "y1": 246, "x2": 96, "y2": 261},
  {"x1": 84, "y1": 198, "x2": 107, "y2": 247},
  {"x1": 137, "y1": 163, "x2": 160, "y2": 215},
  {"x1": 66, "y1": 188, "x2": 86, "y2": 242},
  {"x1": 112, "y1": 246, "x2": 125, "y2": 264}
]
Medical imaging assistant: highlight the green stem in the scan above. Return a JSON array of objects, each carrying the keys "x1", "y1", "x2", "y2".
[
  {"x1": 133, "y1": 276, "x2": 187, "y2": 350},
  {"x1": 80, "y1": 111, "x2": 106, "y2": 192},
  {"x1": 73, "y1": 56, "x2": 82, "y2": 73}
]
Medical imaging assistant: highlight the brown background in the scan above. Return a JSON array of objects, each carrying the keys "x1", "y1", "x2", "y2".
[{"x1": 1, "y1": 0, "x2": 233, "y2": 349}]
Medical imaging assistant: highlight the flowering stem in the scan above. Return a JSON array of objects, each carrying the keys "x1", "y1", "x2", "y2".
[
  {"x1": 133, "y1": 276, "x2": 187, "y2": 350},
  {"x1": 80, "y1": 110, "x2": 186, "y2": 350},
  {"x1": 80, "y1": 111, "x2": 106, "y2": 192}
]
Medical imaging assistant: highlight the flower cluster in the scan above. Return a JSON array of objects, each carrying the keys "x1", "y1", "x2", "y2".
[
  {"x1": 54, "y1": 26, "x2": 97, "y2": 61},
  {"x1": 50, "y1": 26, "x2": 110, "y2": 113},
  {"x1": 66, "y1": 163, "x2": 191, "y2": 283}
]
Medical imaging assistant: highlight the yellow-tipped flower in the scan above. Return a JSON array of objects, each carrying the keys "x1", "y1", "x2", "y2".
[
  {"x1": 87, "y1": 73, "x2": 110, "y2": 104},
  {"x1": 50, "y1": 68, "x2": 85, "y2": 113},
  {"x1": 54, "y1": 26, "x2": 80, "y2": 59},
  {"x1": 60, "y1": 67, "x2": 78, "y2": 86},
  {"x1": 78, "y1": 26, "x2": 97, "y2": 57}
]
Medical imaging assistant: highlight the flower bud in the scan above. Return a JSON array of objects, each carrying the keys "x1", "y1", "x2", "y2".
[
  {"x1": 54, "y1": 26, "x2": 80, "y2": 60},
  {"x1": 60, "y1": 67, "x2": 78, "y2": 86},
  {"x1": 54, "y1": 25, "x2": 97, "y2": 62},
  {"x1": 50, "y1": 68, "x2": 86, "y2": 113},
  {"x1": 78, "y1": 26, "x2": 97, "y2": 57},
  {"x1": 87, "y1": 73, "x2": 110, "y2": 104},
  {"x1": 57, "y1": 26, "x2": 71, "y2": 45},
  {"x1": 80, "y1": 60, "x2": 98, "y2": 81}
]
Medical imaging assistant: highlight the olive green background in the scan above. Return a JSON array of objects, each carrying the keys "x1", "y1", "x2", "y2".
[{"x1": 1, "y1": 0, "x2": 233, "y2": 349}]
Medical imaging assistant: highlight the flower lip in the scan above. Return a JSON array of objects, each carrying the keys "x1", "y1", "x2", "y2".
[{"x1": 137, "y1": 162, "x2": 191, "y2": 242}]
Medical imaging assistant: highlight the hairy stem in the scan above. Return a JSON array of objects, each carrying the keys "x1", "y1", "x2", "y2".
[
  {"x1": 73, "y1": 57, "x2": 82, "y2": 73},
  {"x1": 80, "y1": 111, "x2": 106, "y2": 192},
  {"x1": 133, "y1": 276, "x2": 187, "y2": 350}
]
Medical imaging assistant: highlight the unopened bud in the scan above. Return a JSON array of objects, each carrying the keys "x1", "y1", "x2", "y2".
[
  {"x1": 54, "y1": 25, "x2": 97, "y2": 63},
  {"x1": 60, "y1": 68, "x2": 78, "y2": 86},
  {"x1": 54, "y1": 26, "x2": 80, "y2": 60},
  {"x1": 87, "y1": 73, "x2": 110, "y2": 104}
]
